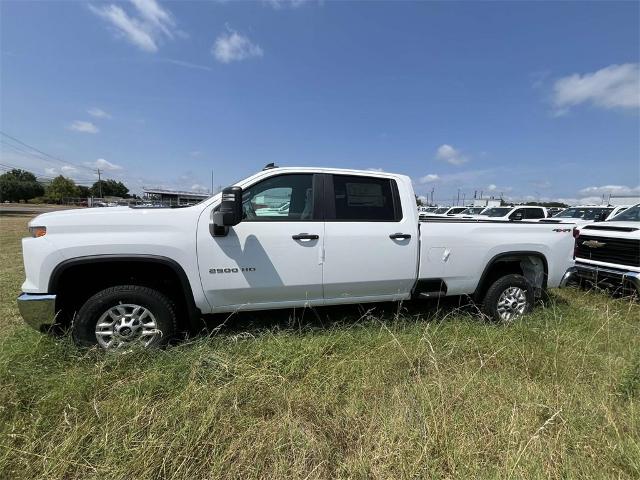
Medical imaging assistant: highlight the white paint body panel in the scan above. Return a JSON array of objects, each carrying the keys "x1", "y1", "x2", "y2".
[{"x1": 22, "y1": 167, "x2": 575, "y2": 316}]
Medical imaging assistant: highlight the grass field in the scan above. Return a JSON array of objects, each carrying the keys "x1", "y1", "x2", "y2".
[{"x1": 0, "y1": 214, "x2": 639, "y2": 479}]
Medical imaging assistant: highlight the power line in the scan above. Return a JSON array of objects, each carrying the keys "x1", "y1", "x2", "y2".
[{"x1": 0, "y1": 131, "x2": 95, "y2": 172}]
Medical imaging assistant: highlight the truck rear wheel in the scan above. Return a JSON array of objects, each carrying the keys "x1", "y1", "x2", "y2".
[
  {"x1": 482, "y1": 274, "x2": 534, "y2": 323},
  {"x1": 72, "y1": 285, "x2": 176, "y2": 349}
]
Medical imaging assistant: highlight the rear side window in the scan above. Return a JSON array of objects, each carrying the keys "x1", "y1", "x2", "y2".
[
  {"x1": 330, "y1": 175, "x2": 400, "y2": 221},
  {"x1": 525, "y1": 208, "x2": 545, "y2": 219}
]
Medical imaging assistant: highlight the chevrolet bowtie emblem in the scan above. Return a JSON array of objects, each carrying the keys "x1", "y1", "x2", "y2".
[{"x1": 583, "y1": 240, "x2": 606, "y2": 248}]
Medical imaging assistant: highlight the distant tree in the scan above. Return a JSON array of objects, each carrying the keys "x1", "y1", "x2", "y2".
[
  {"x1": 415, "y1": 194, "x2": 424, "y2": 206},
  {"x1": 77, "y1": 185, "x2": 91, "y2": 198},
  {"x1": 0, "y1": 169, "x2": 44, "y2": 202},
  {"x1": 46, "y1": 176, "x2": 79, "y2": 203},
  {"x1": 91, "y1": 179, "x2": 129, "y2": 198}
]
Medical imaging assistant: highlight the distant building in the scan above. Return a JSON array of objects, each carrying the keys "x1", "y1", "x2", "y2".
[
  {"x1": 608, "y1": 195, "x2": 640, "y2": 206},
  {"x1": 142, "y1": 188, "x2": 210, "y2": 206},
  {"x1": 472, "y1": 198, "x2": 501, "y2": 207}
]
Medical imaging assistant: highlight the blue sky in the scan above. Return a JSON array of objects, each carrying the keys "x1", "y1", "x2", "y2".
[{"x1": 1, "y1": 0, "x2": 639, "y2": 204}]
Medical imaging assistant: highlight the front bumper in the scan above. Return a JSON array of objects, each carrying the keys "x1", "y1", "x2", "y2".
[
  {"x1": 569, "y1": 263, "x2": 640, "y2": 292},
  {"x1": 17, "y1": 293, "x2": 57, "y2": 331}
]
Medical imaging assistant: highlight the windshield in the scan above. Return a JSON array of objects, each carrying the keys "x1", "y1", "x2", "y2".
[
  {"x1": 460, "y1": 207, "x2": 485, "y2": 215},
  {"x1": 554, "y1": 207, "x2": 612, "y2": 220},
  {"x1": 447, "y1": 207, "x2": 466, "y2": 215},
  {"x1": 480, "y1": 207, "x2": 511, "y2": 217},
  {"x1": 609, "y1": 204, "x2": 640, "y2": 221},
  {"x1": 434, "y1": 207, "x2": 450, "y2": 214}
]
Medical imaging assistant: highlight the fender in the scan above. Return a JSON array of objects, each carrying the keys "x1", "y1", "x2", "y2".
[
  {"x1": 473, "y1": 251, "x2": 549, "y2": 300},
  {"x1": 48, "y1": 254, "x2": 202, "y2": 330}
]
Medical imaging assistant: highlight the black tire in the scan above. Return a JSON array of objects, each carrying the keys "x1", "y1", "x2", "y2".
[
  {"x1": 482, "y1": 274, "x2": 534, "y2": 323},
  {"x1": 72, "y1": 285, "x2": 176, "y2": 349}
]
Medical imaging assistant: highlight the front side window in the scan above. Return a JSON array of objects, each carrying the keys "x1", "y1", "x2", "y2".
[
  {"x1": 242, "y1": 174, "x2": 315, "y2": 221},
  {"x1": 331, "y1": 175, "x2": 399, "y2": 221}
]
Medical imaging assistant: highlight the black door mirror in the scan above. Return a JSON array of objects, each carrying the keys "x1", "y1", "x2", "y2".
[{"x1": 213, "y1": 186, "x2": 242, "y2": 235}]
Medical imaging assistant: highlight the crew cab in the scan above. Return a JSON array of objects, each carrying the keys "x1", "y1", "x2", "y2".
[
  {"x1": 18, "y1": 166, "x2": 575, "y2": 349},
  {"x1": 563, "y1": 204, "x2": 640, "y2": 294},
  {"x1": 468, "y1": 206, "x2": 548, "y2": 221}
]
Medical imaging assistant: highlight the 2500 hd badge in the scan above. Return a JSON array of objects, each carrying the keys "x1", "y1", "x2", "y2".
[{"x1": 209, "y1": 267, "x2": 256, "y2": 274}]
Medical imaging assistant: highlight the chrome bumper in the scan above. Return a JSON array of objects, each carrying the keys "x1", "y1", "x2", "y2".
[
  {"x1": 17, "y1": 293, "x2": 57, "y2": 330},
  {"x1": 573, "y1": 263, "x2": 640, "y2": 292}
]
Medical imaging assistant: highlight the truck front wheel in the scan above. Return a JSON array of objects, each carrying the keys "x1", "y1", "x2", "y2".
[
  {"x1": 72, "y1": 285, "x2": 176, "y2": 349},
  {"x1": 482, "y1": 274, "x2": 534, "y2": 323}
]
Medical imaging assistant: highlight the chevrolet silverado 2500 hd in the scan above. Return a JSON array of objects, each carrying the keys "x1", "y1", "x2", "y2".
[
  {"x1": 18, "y1": 166, "x2": 575, "y2": 349},
  {"x1": 563, "y1": 204, "x2": 640, "y2": 294}
]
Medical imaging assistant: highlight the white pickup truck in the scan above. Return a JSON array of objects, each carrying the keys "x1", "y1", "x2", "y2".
[
  {"x1": 18, "y1": 166, "x2": 575, "y2": 349},
  {"x1": 563, "y1": 204, "x2": 640, "y2": 294}
]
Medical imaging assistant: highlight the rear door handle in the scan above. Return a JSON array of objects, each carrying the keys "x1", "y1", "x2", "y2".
[
  {"x1": 292, "y1": 233, "x2": 319, "y2": 240},
  {"x1": 389, "y1": 233, "x2": 411, "y2": 240}
]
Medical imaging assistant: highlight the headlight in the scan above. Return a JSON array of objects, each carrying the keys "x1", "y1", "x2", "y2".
[{"x1": 28, "y1": 226, "x2": 47, "y2": 238}]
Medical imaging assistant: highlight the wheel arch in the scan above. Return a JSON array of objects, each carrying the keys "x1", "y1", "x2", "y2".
[
  {"x1": 49, "y1": 254, "x2": 202, "y2": 331},
  {"x1": 473, "y1": 251, "x2": 549, "y2": 301}
]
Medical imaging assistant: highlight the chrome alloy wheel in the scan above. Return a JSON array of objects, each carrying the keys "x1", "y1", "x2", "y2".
[
  {"x1": 496, "y1": 287, "x2": 528, "y2": 322},
  {"x1": 94, "y1": 304, "x2": 161, "y2": 349}
]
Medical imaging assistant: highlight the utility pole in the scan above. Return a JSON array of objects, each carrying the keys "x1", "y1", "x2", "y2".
[
  {"x1": 97, "y1": 168, "x2": 102, "y2": 198},
  {"x1": 457, "y1": 189, "x2": 460, "y2": 206},
  {"x1": 211, "y1": 169, "x2": 214, "y2": 195},
  {"x1": 462, "y1": 193, "x2": 466, "y2": 205},
  {"x1": 430, "y1": 187, "x2": 434, "y2": 205}
]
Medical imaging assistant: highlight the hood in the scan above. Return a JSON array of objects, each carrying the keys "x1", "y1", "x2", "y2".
[{"x1": 29, "y1": 205, "x2": 203, "y2": 233}]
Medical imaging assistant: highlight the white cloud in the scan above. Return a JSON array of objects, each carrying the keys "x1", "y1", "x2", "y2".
[
  {"x1": 264, "y1": 0, "x2": 313, "y2": 8},
  {"x1": 61, "y1": 165, "x2": 77, "y2": 174},
  {"x1": 45, "y1": 167, "x2": 57, "y2": 176},
  {"x1": 419, "y1": 173, "x2": 440, "y2": 184},
  {"x1": 578, "y1": 184, "x2": 640, "y2": 196},
  {"x1": 212, "y1": 28, "x2": 263, "y2": 63},
  {"x1": 553, "y1": 63, "x2": 640, "y2": 114},
  {"x1": 85, "y1": 158, "x2": 123, "y2": 171},
  {"x1": 435, "y1": 144, "x2": 468, "y2": 166},
  {"x1": 90, "y1": 0, "x2": 177, "y2": 53},
  {"x1": 487, "y1": 184, "x2": 497, "y2": 191},
  {"x1": 68, "y1": 120, "x2": 99, "y2": 133},
  {"x1": 190, "y1": 183, "x2": 208, "y2": 192},
  {"x1": 366, "y1": 167, "x2": 384, "y2": 172},
  {"x1": 88, "y1": 108, "x2": 111, "y2": 119},
  {"x1": 130, "y1": 0, "x2": 175, "y2": 38}
]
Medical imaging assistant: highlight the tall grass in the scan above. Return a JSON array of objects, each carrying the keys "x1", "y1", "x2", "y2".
[{"x1": 1, "y1": 215, "x2": 638, "y2": 479}]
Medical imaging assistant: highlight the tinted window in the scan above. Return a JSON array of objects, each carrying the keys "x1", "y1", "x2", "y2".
[
  {"x1": 331, "y1": 175, "x2": 398, "y2": 221},
  {"x1": 482, "y1": 207, "x2": 511, "y2": 217},
  {"x1": 242, "y1": 174, "x2": 314, "y2": 221},
  {"x1": 525, "y1": 208, "x2": 545, "y2": 219}
]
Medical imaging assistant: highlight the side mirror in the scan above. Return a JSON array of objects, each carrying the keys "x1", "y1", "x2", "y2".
[{"x1": 213, "y1": 186, "x2": 242, "y2": 235}]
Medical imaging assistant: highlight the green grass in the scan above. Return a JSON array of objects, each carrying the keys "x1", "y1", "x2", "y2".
[{"x1": 0, "y1": 214, "x2": 639, "y2": 479}]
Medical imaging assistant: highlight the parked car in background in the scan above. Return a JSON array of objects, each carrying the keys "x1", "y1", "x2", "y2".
[
  {"x1": 420, "y1": 206, "x2": 468, "y2": 220},
  {"x1": 18, "y1": 166, "x2": 575, "y2": 350},
  {"x1": 472, "y1": 206, "x2": 548, "y2": 221},
  {"x1": 539, "y1": 205, "x2": 629, "y2": 226},
  {"x1": 562, "y1": 204, "x2": 640, "y2": 295},
  {"x1": 453, "y1": 206, "x2": 486, "y2": 217},
  {"x1": 546, "y1": 207, "x2": 564, "y2": 217}
]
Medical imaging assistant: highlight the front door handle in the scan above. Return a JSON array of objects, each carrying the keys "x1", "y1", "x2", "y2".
[
  {"x1": 292, "y1": 233, "x2": 319, "y2": 240},
  {"x1": 389, "y1": 233, "x2": 411, "y2": 240}
]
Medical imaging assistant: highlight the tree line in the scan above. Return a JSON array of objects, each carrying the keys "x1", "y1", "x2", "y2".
[{"x1": 0, "y1": 169, "x2": 132, "y2": 203}]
